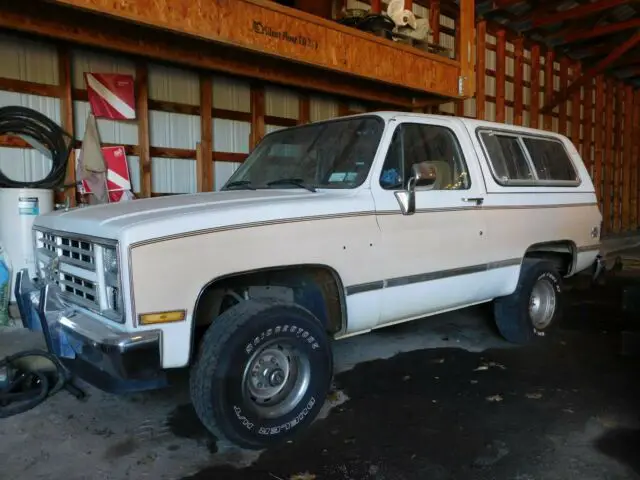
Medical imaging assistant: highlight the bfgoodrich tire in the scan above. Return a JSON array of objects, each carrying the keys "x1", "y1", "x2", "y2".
[
  {"x1": 494, "y1": 259, "x2": 563, "y2": 344},
  {"x1": 189, "y1": 298, "x2": 333, "y2": 450}
]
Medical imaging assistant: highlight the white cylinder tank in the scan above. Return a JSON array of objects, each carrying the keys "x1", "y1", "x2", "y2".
[{"x1": 0, "y1": 188, "x2": 54, "y2": 302}]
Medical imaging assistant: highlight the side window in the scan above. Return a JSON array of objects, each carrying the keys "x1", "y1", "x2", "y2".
[
  {"x1": 522, "y1": 137, "x2": 578, "y2": 182},
  {"x1": 480, "y1": 132, "x2": 533, "y2": 183},
  {"x1": 380, "y1": 123, "x2": 470, "y2": 190}
]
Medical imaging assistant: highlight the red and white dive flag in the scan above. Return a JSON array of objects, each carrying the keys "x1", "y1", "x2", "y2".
[
  {"x1": 76, "y1": 146, "x2": 132, "y2": 195},
  {"x1": 85, "y1": 73, "x2": 136, "y2": 120}
]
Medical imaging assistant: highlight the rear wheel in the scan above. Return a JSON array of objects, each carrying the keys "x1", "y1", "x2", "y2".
[
  {"x1": 190, "y1": 298, "x2": 333, "y2": 449},
  {"x1": 494, "y1": 259, "x2": 563, "y2": 344}
]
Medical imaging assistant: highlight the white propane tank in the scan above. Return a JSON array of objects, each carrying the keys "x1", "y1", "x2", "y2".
[{"x1": 0, "y1": 187, "x2": 54, "y2": 302}]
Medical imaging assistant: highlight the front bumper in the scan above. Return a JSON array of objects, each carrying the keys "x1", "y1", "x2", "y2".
[{"x1": 15, "y1": 269, "x2": 168, "y2": 394}]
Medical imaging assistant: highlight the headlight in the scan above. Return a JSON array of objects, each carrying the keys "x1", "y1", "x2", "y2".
[{"x1": 102, "y1": 246, "x2": 118, "y2": 276}]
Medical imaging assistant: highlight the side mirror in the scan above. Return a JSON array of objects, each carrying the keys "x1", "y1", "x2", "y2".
[{"x1": 394, "y1": 162, "x2": 438, "y2": 215}]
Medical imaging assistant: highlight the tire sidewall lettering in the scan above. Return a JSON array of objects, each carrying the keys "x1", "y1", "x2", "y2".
[{"x1": 244, "y1": 324, "x2": 320, "y2": 356}]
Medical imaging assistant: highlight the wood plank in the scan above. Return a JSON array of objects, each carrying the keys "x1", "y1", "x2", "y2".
[
  {"x1": 475, "y1": 20, "x2": 487, "y2": 120},
  {"x1": 530, "y1": 44, "x2": 541, "y2": 129},
  {"x1": 633, "y1": 91, "x2": 640, "y2": 230},
  {"x1": 570, "y1": 63, "x2": 581, "y2": 154},
  {"x1": 558, "y1": 57, "x2": 569, "y2": 136},
  {"x1": 136, "y1": 63, "x2": 151, "y2": 198},
  {"x1": 582, "y1": 78, "x2": 593, "y2": 176},
  {"x1": 622, "y1": 85, "x2": 633, "y2": 232},
  {"x1": 429, "y1": 0, "x2": 441, "y2": 45},
  {"x1": 594, "y1": 75, "x2": 604, "y2": 208},
  {"x1": 459, "y1": 0, "x2": 476, "y2": 97},
  {"x1": 613, "y1": 83, "x2": 623, "y2": 232},
  {"x1": 57, "y1": 44, "x2": 76, "y2": 207},
  {"x1": 298, "y1": 93, "x2": 310, "y2": 125},
  {"x1": 250, "y1": 84, "x2": 266, "y2": 151},
  {"x1": 495, "y1": 29, "x2": 506, "y2": 123},
  {"x1": 0, "y1": 3, "x2": 422, "y2": 108},
  {"x1": 199, "y1": 74, "x2": 213, "y2": 192},
  {"x1": 513, "y1": 37, "x2": 524, "y2": 126},
  {"x1": 543, "y1": 50, "x2": 554, "y2": 131},
  {"x1": 50, "y1": 0, "x2": 463, "y2": 98},
  {"x1": 213, "y1": 152, "x2": 248, "y2": 163},
  {"x1": 195, "y1": 142, "x2": 204, "y2": 193},
  {"x1": 603, "y1": 78, "x2": 614, "y2": 234},
  {"x1": 0, "y1": 77, "x2": 60, "y2": 98}
]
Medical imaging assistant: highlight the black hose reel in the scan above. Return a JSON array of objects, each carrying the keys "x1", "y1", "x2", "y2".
[{"x1": 0, "y1": 105, "x2": 73, "y2": 190}]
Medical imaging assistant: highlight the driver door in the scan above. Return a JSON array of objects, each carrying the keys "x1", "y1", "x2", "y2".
[{"x1": 371, "y1": 116, "x2": 489, "y2": 327}]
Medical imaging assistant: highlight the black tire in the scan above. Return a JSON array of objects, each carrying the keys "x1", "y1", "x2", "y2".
[
  {"x1": 189, "y1": 297, "x2": 333, "y2": 450},
  {"x1": 494, "y1": 259, "x2": 563, "y2": 344}
]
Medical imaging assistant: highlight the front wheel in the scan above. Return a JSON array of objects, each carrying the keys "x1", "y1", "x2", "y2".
[
  {"x1": 494, "y1": 259, "x2": 563, "y2": 344},
  {"x1": 189, "y1": 298, "x2": 333, "y2": 450}
]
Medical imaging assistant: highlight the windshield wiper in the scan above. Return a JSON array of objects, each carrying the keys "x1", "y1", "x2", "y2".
[
  {"x1": 224, "y1": 180, "x2": 256, "y2": 190},
  {"x1": 267, "y1": 178, "x2": 317, "y2": 192}
]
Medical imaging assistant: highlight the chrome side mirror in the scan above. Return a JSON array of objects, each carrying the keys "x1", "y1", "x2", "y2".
[{"x1": 394, "y1": 162, "x2": 437, "y2": 216}]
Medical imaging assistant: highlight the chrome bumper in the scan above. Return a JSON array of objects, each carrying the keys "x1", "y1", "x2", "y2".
[{"x1": 14, "y1": 268, "x2": 168, "y2": 393}]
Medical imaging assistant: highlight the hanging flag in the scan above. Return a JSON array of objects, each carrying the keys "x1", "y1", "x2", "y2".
[
  {"x1": 85, "y1": 72, "x2": 136, "y2": 120},
  {"x1": 77, "y1": 114, "x2": 109, "y2": 205},
  {"x1": 75, "y1": 146, "x2": 132, "y2": 195}
]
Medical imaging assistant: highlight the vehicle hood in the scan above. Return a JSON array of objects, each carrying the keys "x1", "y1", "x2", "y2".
[{"x1": 34, "y1": 189, "x2": 371, "y2": 244}]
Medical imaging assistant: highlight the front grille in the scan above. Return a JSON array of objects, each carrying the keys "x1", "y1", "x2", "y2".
[{"x1": 41, "y1": 232, "x2": 95, "y2": 270}]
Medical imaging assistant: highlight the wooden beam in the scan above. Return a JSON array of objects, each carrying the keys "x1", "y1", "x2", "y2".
[
  {"x1": 613, "y1": 83, "x2": 623, "y2": 232},
  {"x1": 0, "y1": 77, "x2": 60, "y2": 98},
  {"x1": 543, "y1": 50, "x2": 555, "y2": 131},
  {"x1": 633, "y1": 91, "x2": 640, "y2": 230},
  {"x1": 582, "y1": 77, "x2": 593, "y2": 175},
  {"x1": 530, "y1": 44, "x2": 541, "y2": 129},
  {"x1": 594, "y1": 75, "x2": 605, "y2": 206},
  {"x1": 430, "y1": 0, "x2": 441, "y2": 45},
  {"x1": 542, "y1": 30, "x2": 640, "y2": 114},
  {"x1": 250, "y1": 83, "x2": 266, "y2": 151},
  {"x1": 495, "y1": 29, "x2": 506, "y2": 123},
  {"x1": 558, "y1": 57, "x2": 570, "y2": 136},
  {"x1": 560, "y1": 19, "x2": 640, "y2": 45},
  {"x1": 603, "y1": 78, "x2": 614, "y2": 234},
  {"x1": 513, "y1": 37, "x2": 524, "y2": 126},
  {"x1": 570, "y1": 63, "x2": 581, "y2": 153},
  {"x1": 199, "y1": 74, "x2": 213, "y2": 192},
  {"x1": 622, "y1": 85, "x2": 633, "y2": 232},
  {"x1": 459, "y1": 0, "x2": 476, "y2": 98},
  {"x1": 476, "y1": 20, "x2": 487, "y2": 120},
  {"x1": 371, "y1": 0, "x2": 382, "y2": 13},
  {"x1": 57, "y1": 44, "x2": 76, "y2": 207},
  {"x1": 298, "y1": 93, "x2": 310, "y2": 125},
  {"x1": 530, "y1": 0, "x2": 630, "y2": 29},
  {"x1": 136, "y1": 63, "x2": 151, "y2": 198}
]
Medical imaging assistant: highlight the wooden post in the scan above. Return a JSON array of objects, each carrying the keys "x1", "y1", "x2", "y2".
[
  {"x1": 298, "y1": 93, "x2": 310, "y2": 125},
  {"x1": 475, "y1": 20, "x2": 487, "y2": 120},
  {"x1": 199, "y1": 74, "x2": 213, "y2": 192},
  {"x1": 513, "y1": 37, "x2": 524, "y2": 126},
  {"x1": 633, "y1": 91, "x2": 640, "y2": 230},
  {"x1": 594, "y1": 75, "x2": 604, "y2": 207},
  {"x1": 459, "y1": 0, "x2": 475, "y2": 98},
  {"x1": 195, "y1": 142, "x2": 204, "y2": 192},
  {"x1": 570, "y1": 63, "x2": 581, "y2": 153},
  {"x1": 543, "y1": 50, "x2": 554, "y2": 131},
  {"x1": 429, "y1": 0, "x2": 440, "y2": 45},
  {"x1": 530, "y1": 45, "x2": 541, "y2": 129},
  {"x1": 558, "y1": 57, "x2": 569, "y2": 136},
  {"x1": 57, "y1": 44, "x2": 76, "y2": 207},
  {"x1": 495, "y1": 29, "x2": 506, "y2": 123},
  {"x1": 603, "y1": 78, "x2": 614, "y2": 233},
  {"x1": 136, "y1": 63, "x2": 151, "y2": 198},
  {"x1": 338, "y1": 101, "x2": 350, "y2": 117},
  {"x1": 582, "y1": 78, "x2": 593, "y2": 176},
  {"x1": 622, "y1": 85, "x2": 633, "y2": 232},
  {"x1": 371, "y1": 0, "x2": 381, "y2": 14},
  {"x1": 250, "y1": 83, "x2": 265, "y2": 151},
  {"x1": 613, "y1": 82, "x2": 623, "y2": 232}
]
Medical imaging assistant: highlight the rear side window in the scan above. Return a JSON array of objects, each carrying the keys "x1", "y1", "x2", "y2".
[
  {"x1": 480, "y1": 133, "x2": 533, "y2": 183},
  {"x1": 522, "y1": 137, "x2": 578, "y2": 182}
]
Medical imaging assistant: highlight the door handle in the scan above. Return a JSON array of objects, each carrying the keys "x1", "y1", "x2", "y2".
[{"x1": 462, "y1": 197, "x2": 484, "y2": 206}]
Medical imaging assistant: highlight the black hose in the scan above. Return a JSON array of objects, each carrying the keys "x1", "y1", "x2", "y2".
[
  {"x1": 0, "y1": 350, "x2": 68, "y2": 418},
  {"x1": 0, "y1": 105, "x2": 73, "y2": 189}
]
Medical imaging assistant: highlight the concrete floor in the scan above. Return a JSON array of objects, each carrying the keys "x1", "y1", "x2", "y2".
[{"x1": 1, "y1": 244, "x2": 640, "y2": 480}]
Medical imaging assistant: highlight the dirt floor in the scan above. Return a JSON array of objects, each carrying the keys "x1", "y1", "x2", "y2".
[{"x1": 2, "y1": 251, "x2": 640, "y2": 480}]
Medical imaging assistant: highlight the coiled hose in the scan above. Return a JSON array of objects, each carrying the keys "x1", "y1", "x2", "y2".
[
  {"x1": 0, "y1": 105, "x2": 73, "y2": 189},
  {"x1": 0, "y1": 350, "x2": 69, "y2": 418}
]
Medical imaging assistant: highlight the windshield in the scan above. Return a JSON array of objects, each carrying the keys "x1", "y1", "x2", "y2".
[{"x1": 222, "y1": 116, "x2": 385, "y2": 191}]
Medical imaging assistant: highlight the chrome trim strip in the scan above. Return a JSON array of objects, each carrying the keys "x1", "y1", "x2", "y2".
[
  {"x1": 576, "y1": 244, "x2": 601, "y2": 253},
  {"x1": 345, "y1": 258, "x2": 522, "y2": 296}
]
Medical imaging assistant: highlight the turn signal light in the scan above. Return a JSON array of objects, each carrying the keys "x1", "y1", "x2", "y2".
[{"x1": 139, "y1": 310, "x2": 186, "y2": 325}]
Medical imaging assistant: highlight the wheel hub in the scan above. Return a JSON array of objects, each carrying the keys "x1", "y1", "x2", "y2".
[{"x1": 529, "y1": 277, "x2": 557, "y2": 330}]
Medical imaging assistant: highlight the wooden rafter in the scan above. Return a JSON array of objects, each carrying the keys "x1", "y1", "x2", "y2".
[
  {"x1": 558, "y1": 19, "x2": 640, "y2": 45},
  {"x1": 542, "y1": 30, "x2": 640, "y2": 114},
  {"x1": 522, "y1": 0, "x2": 630, "y2": 30}
]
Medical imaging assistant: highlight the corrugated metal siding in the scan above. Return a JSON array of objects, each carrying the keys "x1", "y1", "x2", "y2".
[
  {"x1": 310, "y1": 96, "x2": 339, "y2": 122},
  {"x1": 265, "y1": 86, "x2": 299, "y2": 120},
  {"x1": 73, "y1": 101, "x2": 138, "y2": 144},
  {"x1": 72, "y1": 49, "x2": 136, "y2": 89},
  {"x1": 148, "y1": 64, "x2": 199, "y2": 105},
  {"x1": 153, "y1": 158, "x2": 196, "y2": 194},
  {"x1": 213, "y1": 75, "x2": 250, "y2": 112},
  {"x1": 213, "y1": 119, "x2": 250, "y2": 190},
  {"x1": 266, "y1": 125, "x2": 285, "y2": 134},
  {"x1": 214, "y1": 162, "x2": 242, "y2": 191},
  {"x1": 0, "y1": 33, "x2": 58, "y2": 85}
]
